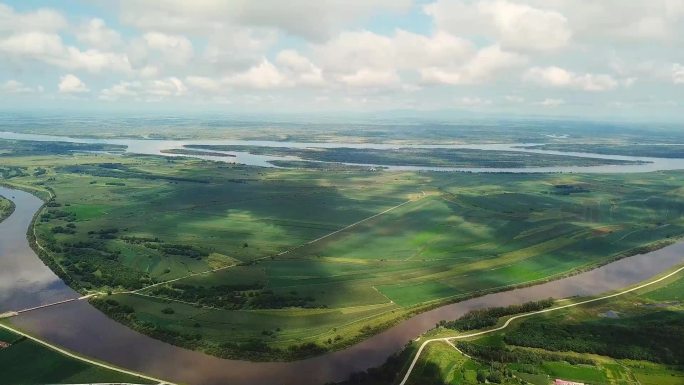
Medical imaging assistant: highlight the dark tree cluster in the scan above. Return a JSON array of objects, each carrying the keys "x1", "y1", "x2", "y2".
[
  {"x1": 41, "y1": 209, "x2": 76, "y2": 222},
  {"x1": 455, "y1": 341, "x2": 595, "y2": 366},
  {"x1": 504, "y1": 310, "x2": 684, "y2": 364},
  {"x1": 149, "y1": 284, "x2": 318, "y2": 310},
  {"x1": 0, "y1": 166, "x2": 28, "y2": 179},
  {"x1": 438, "y1": 299, "x2": 554, "y2": 331},
  {"x1": 144, "y1": 242, "x2": 209, "y2": 259}
]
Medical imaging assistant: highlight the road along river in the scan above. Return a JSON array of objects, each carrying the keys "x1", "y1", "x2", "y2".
[{"x1": 1, "y1": 185, "x2": 684, "y2": 385}]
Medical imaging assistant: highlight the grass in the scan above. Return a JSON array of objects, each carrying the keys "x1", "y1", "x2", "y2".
[
  {"x1": 542, "y1": 361, "x2": 608, "y2": 383},
  {"x1": 4, "y1": 141, "x2": 684, "y2": 360},
  {"x1": 0, "y1": 325, "x2": 153, "y2": 385}
]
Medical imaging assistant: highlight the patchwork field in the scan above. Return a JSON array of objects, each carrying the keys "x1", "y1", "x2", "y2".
[{"x1": 3, "y1": 140, "x2": 684, "y2": 360}]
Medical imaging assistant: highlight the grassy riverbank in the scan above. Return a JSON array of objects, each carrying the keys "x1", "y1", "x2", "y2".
[
  {"x1": 0, "y1": 195, "x2": 15, "y2": 223},
  {"x1": 354, "y1": 267, "x2": 684, "y2": 385},
  {"x1": 3, "y1": 139, "x2": 684, "y2": 361}
]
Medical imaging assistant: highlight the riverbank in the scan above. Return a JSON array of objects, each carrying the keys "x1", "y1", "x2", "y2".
[
  {"x1": 391, "y1": 263, "x2": 684, "y2": 385},
  {"x1": 0, "y1": 194, "x2": 15, "y2": 223}
]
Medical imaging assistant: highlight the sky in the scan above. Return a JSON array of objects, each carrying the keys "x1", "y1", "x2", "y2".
[{"x1": 0, "y1": 0, "x2": 683, "y2": 121}]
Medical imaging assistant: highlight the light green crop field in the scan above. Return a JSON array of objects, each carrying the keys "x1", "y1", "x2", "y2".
[
  {"x1": 0, "y1": 324, "x2": 153, "y2": 385},
  {"x1": 4, "y1": 143, "x2": 684, "y2": 360}
]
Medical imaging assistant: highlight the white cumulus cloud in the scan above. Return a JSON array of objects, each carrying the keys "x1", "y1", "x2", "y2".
[
  {"x1": 525, "y1": 66, "x2": 620, "y2": 91},
  {"x1": 58, "y1": 74, "x2": 89, "y2": 93}
]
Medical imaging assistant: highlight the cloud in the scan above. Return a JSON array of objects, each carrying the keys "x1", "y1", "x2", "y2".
[
  {"x1": 0, "y1": 31, "x2": 64, "y2": 57},
  {"x1": 0, "y1": 3, "x2": 67, "y2": 33},
  {"x1": 0, "y1": 31, "x2": 131, "y2": 73},
  {"x1": 202, "y1": 28, "x2": 277, "y2": 71},
  {"x1": 1, "y1": 80, "x2": 42, "y2": 93},
  {"x1": 478, "y1": 1, "x2": 572, "y2": 51},
  {"x1": 537, "y1": 98, "x2": 565, "y2": 107},
  {"x1": 275, "y1": 50, "x2": 324, "y2": 86},
  {"x1": 223, "y1": 59, "x2": 287, "y2": 89},
  {"x1": 455, "y1": 97, "x2": 492, "y2": 107},
  {"x1": 148, "y1": 77, "x2": 187, "y2": 97},
  {"x1": 673, "y1": 63, "x2": 684, "y2": 84},
  {"x1": 142, "y1": 32, "x2": 194, "y2": 65},
  {"x1": 337, "y1": 69, "x2": 400, "y2": 88},
  {"x1": 58, "y1": 74, "x2": 89, "y2": 93},
  {"x1": 505, "y1": 95, "x2": 525, "y2": 103},
  {"x1": 425, "y1": 0, "x2": 572, "y2": 52},
  {"x1": 100, "y1": 77, "x2": 187, "y2": 101},
  {"x1": 420, "y1": 45, "x2": 526, "y2": 85},
  {"x1": 76, "y1": 18, "x2": 122, "y2": 49},
  {"x1": 522, "y1": 0, "x2": 684, "y2": 42},
  {"x1": 525, "y1": 66, "x2": 620, "y2": 91},
  {"x1": 185, "y1": 76, "x2": 221, "y2": 93},
  {"x1": 115, "y1": 0, "x2": 411, "y2": 41}
]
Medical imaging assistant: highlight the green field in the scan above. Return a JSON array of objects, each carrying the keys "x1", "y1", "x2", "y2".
[
  {"x1": 345, "y1": 268, "x2": 684, "y2": 385},
  {"x1": 0, "y1": 325, "x2": 153, "y2": 385},
  {"x1": 4, "y1": 139, "x2": 684, "y2": 360}
]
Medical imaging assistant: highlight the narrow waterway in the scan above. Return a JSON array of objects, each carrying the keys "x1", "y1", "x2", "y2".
[{"x1": 1, "y1": 185, "x2": 683, "y2": 385}]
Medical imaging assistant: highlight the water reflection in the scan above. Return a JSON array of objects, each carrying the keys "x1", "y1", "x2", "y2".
[{"x1": 0, "y1": 187, "x2": 78, "y2": 310}]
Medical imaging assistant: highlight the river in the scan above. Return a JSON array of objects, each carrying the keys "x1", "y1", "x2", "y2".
[
  {"x1": 1, "y1": 184, "x2": 683, "y2": 385},
  {"x1": 4, "y1": 131, "x2": 684, "y2": 173}
]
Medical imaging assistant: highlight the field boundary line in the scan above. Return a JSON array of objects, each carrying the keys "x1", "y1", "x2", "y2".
[
  {"x1": 398, "y1": 264, "x2": 684, "y2": 385},
  {"x1": 133, "y1": 194, "x2": 424, "y2": 294},
  {"x1": 0, "y1": 322, "x2": 173, "y2": 385}
]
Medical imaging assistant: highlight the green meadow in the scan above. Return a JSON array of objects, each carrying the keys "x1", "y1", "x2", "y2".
[{"x1": 3, "y1": 140, "x2": 684, "y2": 360}]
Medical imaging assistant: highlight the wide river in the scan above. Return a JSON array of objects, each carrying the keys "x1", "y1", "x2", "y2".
[
  {"x1": 4, "y1": 131, "x2": 684, "y2": 173},
  {"x1": 1, "y1": 133, "x2": 684, "y2": 384}
]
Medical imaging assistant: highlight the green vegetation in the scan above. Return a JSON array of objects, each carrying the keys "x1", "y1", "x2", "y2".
[
  {"x1": 438, "y1": 299, "x2": 554, "y2": 332},
  {"x1": 506, "y1": 310, "x2": 684, "y2": 364},
  {"x1": 3, "y1": 139, "x2": 684, "y2": 362},
  {"x1": 529, "y1": 143, "x2": 684, "y2": 158},
  {"x1": 352, "y1": 269, "x2": 684, "y2": 385},
  {"x1": 0, "y1": 325, "x2": 153, "y2": 385},
  {"x1": 6, "y1": 115, "x2": 684, "y2": 146},
  {"x1": 186, "y1": 145, "x2": 642, "y2": 168},
  {"x1": 0, "y1": 195, "x2": 15, "y2": 222},
  {"x1": 0, "y1": 139, "x2": 125, "y2": 157}
]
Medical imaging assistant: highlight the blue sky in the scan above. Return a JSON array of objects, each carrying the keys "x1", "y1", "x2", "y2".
[{"x1": 0, "y1": 1, "x2": 683, "y2": 121}]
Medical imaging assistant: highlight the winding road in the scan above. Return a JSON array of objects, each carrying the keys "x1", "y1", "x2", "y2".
[{"x1": 398, "y1": 264, "x2": 684, "y2": 385}]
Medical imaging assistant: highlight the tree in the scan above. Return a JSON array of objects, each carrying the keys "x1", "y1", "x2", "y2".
[{"x1": 476, "y1": 370, "x2": 487, "y2": 383}]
